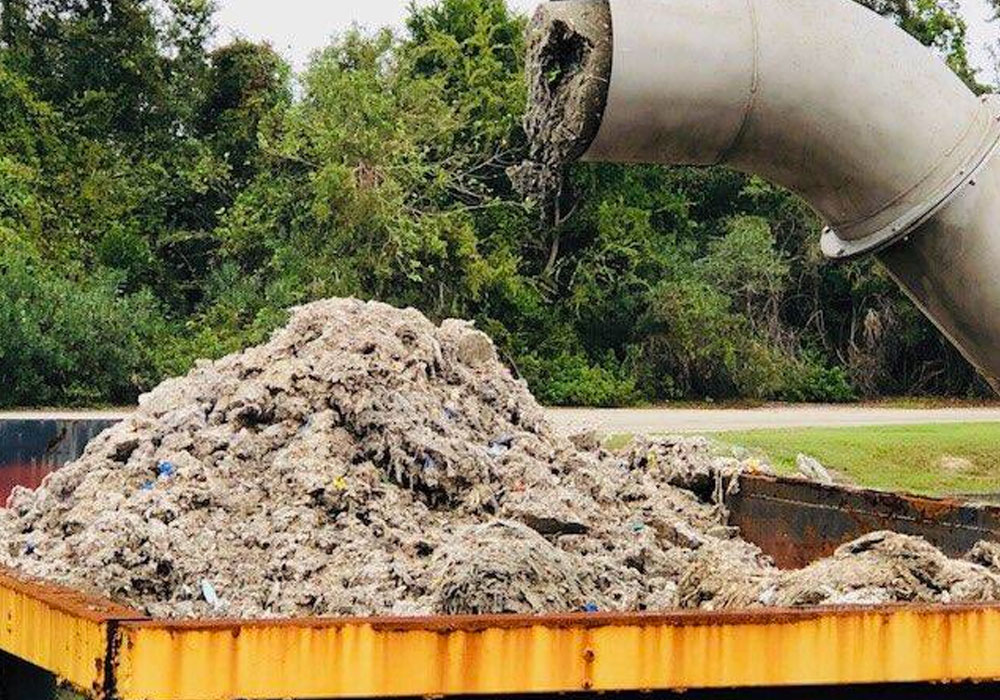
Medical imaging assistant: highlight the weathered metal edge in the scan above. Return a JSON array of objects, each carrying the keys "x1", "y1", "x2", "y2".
[
  {"x1": 0, "y1": 566, "x2": 146, "y2": 698},
  {"x1": 6, "y1": 561, "x2": 1000, "y2": 700},
  {"x1": 113, "y1": 603, "x2": 1000, "y2": 700}
]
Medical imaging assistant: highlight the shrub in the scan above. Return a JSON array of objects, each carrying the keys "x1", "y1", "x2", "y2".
[
  {"x1": 779, "y1": 357, "x2": 857, "y2": 403},
  {"x1": 520, "y1": 351, "x2": 638, "y2": 407},
  {"x1": 0, "y1": 245, "x2": 169, "y2": 407}
]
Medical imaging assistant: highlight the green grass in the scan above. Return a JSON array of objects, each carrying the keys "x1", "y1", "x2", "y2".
[
  {"x1": 714, "y1": 423, "x2": 1000, "y2": 496},
  {"x1": 604, "y1": 433, "x2": 635, "y2": 451}
]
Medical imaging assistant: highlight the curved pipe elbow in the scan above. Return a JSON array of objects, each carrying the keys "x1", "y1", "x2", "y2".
[
  {"x1": 529, "y1": 0, "x2": 1000, "y2": 390},
  {"x1": 582, "y1": 0, "x2": 1000, "y2": 256}
]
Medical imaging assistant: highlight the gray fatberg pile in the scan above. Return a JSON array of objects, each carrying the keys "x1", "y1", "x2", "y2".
[{"x1": 2, "y1": 298, "x2": 1000, "y2": 619}]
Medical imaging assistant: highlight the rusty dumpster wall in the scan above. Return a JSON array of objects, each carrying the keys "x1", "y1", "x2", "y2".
[
  {"x1": 0, "y1": 419, "x2": 117, "y2": 502},
  {"x1": 453, "y1": 685, "x2": 1000, "y2": 700},
  {"x1": 727, "y1": 474, "x2": 1000, "y2": 568},
  {"x1": 4, "y1": 419, "x2": 1000, "y2": 697}
]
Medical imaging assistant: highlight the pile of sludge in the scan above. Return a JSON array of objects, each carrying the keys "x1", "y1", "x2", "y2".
[{"x1": 3, "y1": 298, "x2": 1000, "y2": 619}]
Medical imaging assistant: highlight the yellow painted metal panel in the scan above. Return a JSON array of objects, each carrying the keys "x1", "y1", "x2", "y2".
[
  {"x1": 114, "y1": 606, "x2": 1000, "y2": 700},
  {"x1": 1, "y1": 562, "x2": 999, "y2": 700},
  {"x1": 114, "y1": 621, "x2": 591, "y2": 700},
  {"x1": 0, "y1": 569, "x2": 143, "y2": 697}
]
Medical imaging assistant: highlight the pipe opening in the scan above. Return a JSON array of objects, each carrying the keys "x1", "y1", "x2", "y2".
[
  {"x1": 509, "y1": 0, "x2": 612, "y2": 212},
  {"x1": 542, "y1": 20, "x2": 591, "y2": 93}
]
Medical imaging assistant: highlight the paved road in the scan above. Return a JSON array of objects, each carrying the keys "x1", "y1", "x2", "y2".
[
  {"x1": 545, "y1": 405, "x2": 1000, "y2": 435},
  {"x1": 4, "y1": 405, "x2": 1000, "y2": 435}
]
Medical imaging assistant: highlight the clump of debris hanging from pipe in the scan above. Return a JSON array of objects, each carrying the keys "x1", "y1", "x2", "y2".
[{"x1": 508, "y1": 0, "x2": 612, "y2": 215}]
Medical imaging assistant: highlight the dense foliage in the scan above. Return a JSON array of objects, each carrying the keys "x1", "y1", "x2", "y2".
[{"x1": 0, "y1": 0, "x2": 995, "y2": 407}]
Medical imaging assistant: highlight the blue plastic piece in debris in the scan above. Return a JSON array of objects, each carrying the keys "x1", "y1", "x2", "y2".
[
  {"x1": 24, "y1": 543, "x2": 34, "y2": 555},
  {"x1": 141, "y1": 480, "x2": 154, "y2": 491},
  {"x1": 157, "y1": 461, "x2": 175, "y2": 477},
  {"x1": 582, "y1": 603, "x2": 599, "y2": 613},
  {"x1": 631, "y1": 522, "x2": 645, "y2": 532}
]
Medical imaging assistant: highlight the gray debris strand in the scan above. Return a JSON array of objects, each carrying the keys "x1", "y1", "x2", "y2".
[{"x1": 1, "y1": 298, "x2": 999, "y2": 619}]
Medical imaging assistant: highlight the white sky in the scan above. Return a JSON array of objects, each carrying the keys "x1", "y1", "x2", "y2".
[
  {"x1": 214, "y1": 0, "x2": 997, "y2": 76},
  {"x1": 213, "y1": 0, "x2": 537, "y2": 68}
]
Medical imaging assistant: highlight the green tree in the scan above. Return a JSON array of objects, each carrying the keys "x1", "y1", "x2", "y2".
[
  {"x1": 859, "y1": 0, "x2": 985, "y2": 89},
  {"x1": 0, "y1": 0, "x2": 993, "y2": 407},
  {"x1": 199, "y1": 40, "x2": 291, "y2": 184}
]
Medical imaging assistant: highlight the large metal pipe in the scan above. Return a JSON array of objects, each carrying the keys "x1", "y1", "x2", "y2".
[{"x1": 530, "y1": 0, "x2": 1000, "y2": 390}]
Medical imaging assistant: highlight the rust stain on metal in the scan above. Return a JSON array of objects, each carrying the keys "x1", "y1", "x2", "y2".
[
  {"x1": 109, "y1": 605, "x2": 844, "y2": 635},
  {"x1": 0, "y1": 565, "x2": 144, "y2": 698},
  {"x1": 910, "y1": 496, "x2": 966, "y2": 520},
  {"x1": 109, "y1": 604, "x2": 1000, "y2": 700},
  {"x1": 0, "y1": 461, "x2": 58, "y2": 502},
  {"x1": 6, "y1": 557, "x2": 1000, "y2": 699},
  {"x1": 0, "y1": 565, "x2": 141, "y2": 622},
  {"x1": 0, "y1": 418, "x2": 118, "y2": 502},
  {"x1": 727, "y1": 474, "x2": 1000, "y2": 568}
]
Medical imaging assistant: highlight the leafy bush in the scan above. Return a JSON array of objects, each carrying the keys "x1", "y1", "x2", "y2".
[
  {"x1": 520, "y1": 351, "x2": 638, "y2": 407},
  {"x1": 0, "y1": 244, "x2": 168, "y2": 407},
  {"x1": 780, "y1": 359, "x2": 857, "y2": 403},
  {"x1": 0, "y1": 0, "x2": 990, "y2": 407}
]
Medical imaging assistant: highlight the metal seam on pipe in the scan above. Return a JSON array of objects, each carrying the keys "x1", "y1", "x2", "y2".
[
  {"x1": 823, "y1": 100, "x2": 1000, "y2": 259},
  {"x1": 832, "y1": 107, "x2": 987, "y2": 231},
  {"x1": 575, "y1": 0, "x2": 1000, "y2": 389},
  {"x1": 715, "y1": 0, "x2": 760, "y2": 165},
  {"x1": 828, "y1": 96, "x2": 995, "y2": 235}
]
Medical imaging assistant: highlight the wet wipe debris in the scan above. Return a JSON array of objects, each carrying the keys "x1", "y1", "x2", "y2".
[{"x1": 3, "y1": 298, "x2": 1000, "y2": 619}]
